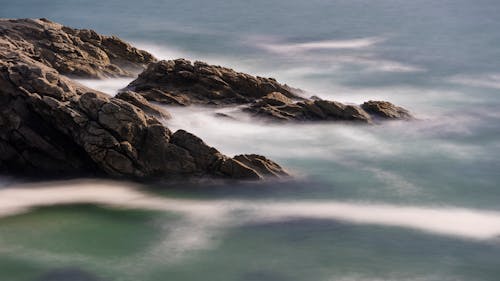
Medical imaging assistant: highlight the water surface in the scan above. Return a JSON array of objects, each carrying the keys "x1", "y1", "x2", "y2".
[{"x1": 1, "y1": 1, "x2": 500, "y2": 280}]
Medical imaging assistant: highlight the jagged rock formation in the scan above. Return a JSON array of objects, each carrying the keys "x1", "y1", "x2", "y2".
[
  {"x1": 361, "y1": 100, "x2": 412, "y2": 120},
  {"x1": 0, "y1": 17, "x2": 415, "y2": 181},
  {"x1": 0, "y1": 45, "x2": 287, "y2": 180},
  {"x1": 126, "y1": 59, "x2": 413, "y2": 122},
  {"x1": 244, "y1": 92, "x2": 372, "y2": 122},
  {"x1": 0, "y1": 18, "x2": 156, "y2": 78},
  {"x1": 126, "y1": 59, "x2": 302, "y2": 106}
]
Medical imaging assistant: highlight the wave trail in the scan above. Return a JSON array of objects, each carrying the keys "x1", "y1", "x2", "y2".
[{"x1": 1, "y1": 180, "x2": 500, "y2": 240}]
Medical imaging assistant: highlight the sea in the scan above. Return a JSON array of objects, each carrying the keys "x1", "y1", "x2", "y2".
[{"x1": 1, "y1": 1, "x2": 500, "y2": 280}]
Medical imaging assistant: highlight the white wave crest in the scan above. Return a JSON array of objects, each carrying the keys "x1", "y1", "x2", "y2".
[
  {"x1": 256, "y1": 37, "x2": 384, "y2": 53},
  {"x1": 448, "y1": 73, "x2": 500, "y2": 89},
  {"x1": 1, "y1": 181, "x2": 500, "y2": 241}
]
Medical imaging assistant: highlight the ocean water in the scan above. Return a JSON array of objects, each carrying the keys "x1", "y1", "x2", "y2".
[{"x1": 1, "y1": 1, "x2": 500, "y2": 280}]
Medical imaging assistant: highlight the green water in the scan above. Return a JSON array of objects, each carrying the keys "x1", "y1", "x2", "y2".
[{"x1": 1, "y1": 203, "x2": 500, "y2": 281}]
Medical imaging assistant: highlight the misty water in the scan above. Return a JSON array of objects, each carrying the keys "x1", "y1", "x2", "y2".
[{"x1": 1, "y1": 1, "x2": 500, "y2": 280}]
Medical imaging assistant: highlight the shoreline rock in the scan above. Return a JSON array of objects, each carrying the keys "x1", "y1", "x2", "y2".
[
  {"x1": 244, "y1": 92, "x2": 372, "y2": 123},
  {"x1": 0, "y1": 20, "x2": 288, "y2": 180},
  {"x1": 361, "y1": 100, "x2": 413, "y2": 120},
  {"x1": 0, "y1": 18, "x2": 415, "y2": 182},
  {"x1": 0, "y1": 18, "x2": 156, "y2": 78},
  {"x1": 126, "y1": 59, "x2": 413, "y2": 122},
  {"x1": 126, "y1": 59, "x2": 303, "y2": 106}
]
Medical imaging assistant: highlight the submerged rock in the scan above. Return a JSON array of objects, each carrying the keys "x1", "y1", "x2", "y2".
[
  {"x1": 0, "y1": 50, "x2": 287, "y2": 180},
  {"x1": 0, "y1": 18, "x2": 156, "y2": 78}
]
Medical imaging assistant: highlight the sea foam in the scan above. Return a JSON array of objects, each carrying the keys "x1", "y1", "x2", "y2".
[{"x1": 1, "y1": 181, "x2": 500, "y2": 240}]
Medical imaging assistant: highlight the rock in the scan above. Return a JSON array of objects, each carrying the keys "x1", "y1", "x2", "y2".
[
  {"x1": 170, "y1": 130, "x2": 287, "y2": 179},
  {"x1": 361, "y1": 100, "x2": 413, "y2": 120},
  {"x1": 219, "y1": 158, "x2": 262, "y2": 180},
  {"x1": 259, "y1": 92, "x2": 294, "y2": 106},
  {"x1": 314, "y1": 100, "x2": 372, "y2": 122},
  {"x1": 245, "y1": 99, "x2": 372, "y2": 123},
  {"x1": 115, "y1": 91, "x2": 171, "y2": 119},
  {"x1": 233, "y1": 154, "x2": 288, "y2": 178},
  {"x1": 128, "y1": 59, "x2": 411, "y2": 123},
  {"x1": 0, "y1": 50, "x2": 287, "y2": 180},
  {"x1": 126, "y1": 59, "x2": 302, "y2": 106},
  {"x1": 0, "y1": 18, "x2": 156, "y2": 78}
]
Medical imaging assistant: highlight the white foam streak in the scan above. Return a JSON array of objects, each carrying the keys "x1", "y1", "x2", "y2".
[
  {"x1": 132, "y1": 42, "x2": 190, "y2": 61},
  {"x1": 448, "y1": 73, "x2": 500, "y2": 89},
  {"x1": 2, "y1": 181, "x2": 500, "y2": 240},
  {"x1": 329, "y1": 55, "x2": 426, "y2": 73},
  {"x1": 257, "y1": 37, "x2": 383, "y2": 53},
  {"x1": 261, "y1": 202, "x2": 500, "y2": 239},
  {"x1": 76, "y1": 78, "x2": 134, "y2": 96}
]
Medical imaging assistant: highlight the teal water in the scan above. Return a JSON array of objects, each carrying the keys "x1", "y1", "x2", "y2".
[{"x1": 1, "y1": 1, "x2": 500, "y2": 280}]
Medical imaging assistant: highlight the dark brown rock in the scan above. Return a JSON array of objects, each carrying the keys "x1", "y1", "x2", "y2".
[
  {"x1": 0, "y1": 18, "x2": 156, "y2": 78},
  {"x1": 361, "y1": 100, "x2": 413, "y2": 120},
  {"x1": 245, "y1": 98, "x2": 372, "y2": 123},
  {"x1": 259, "y1": 92, "x2": 294, "y2": 106},
  {"x1": 128, "y1": 59, "x2": 412, "y2": 123},
  {"x1": 115, "y1": 91, "x2": 171, "y2": 119},
  {"x1": 170, "y1": 130, "x2": 287, "y2": 179},
  {"x1": 233, "y1": 154, "x2": 289, "y2": 178},
  {"x1": 0, "y1": 50, "x2": 287, "y2": 180},
  {"x1": 126, "y1": 59, "x2": 302, "y2": 106}
]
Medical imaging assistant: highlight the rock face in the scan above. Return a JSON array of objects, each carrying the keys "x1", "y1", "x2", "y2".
[
  {"x1": 126, "y1": 59, "x2": 302, "y2": 106},
  {"x1": 361, "y1": 100, "x2": 412, "y2": 120},
  {"x1": 127, "y1": 59, "x2": 413, "y2": 122},
  {"x1": 115, "y1": 91, "x2": 171, "y2": 119},
  {"x1": 0, "y1": 18, "x2": 156, "y2": 78},
  {"x1": 0, "y1": 50, "x2": 287, "y2": 179}
]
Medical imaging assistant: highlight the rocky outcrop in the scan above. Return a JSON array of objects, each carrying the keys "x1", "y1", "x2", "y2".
[
  {"x1": 0, "y1": 18, "x2": 156, "y2": 78},
  {"x1": 126, "y1": 59, "x2": 413, "y2": 122},
  {"x1": 0, "y1": 51, "x2": 287, "y2": 180},
  {"x1": 0, "y1": 18, "x2": 416, "y2": 182},
  {"x1": 126, "y1": 59, "x2": 302, "y2": 106},
  {"x1": 233, "y1": 154, "x2": 289, "y2": 178},
  {"x1": 244, "y1": 92, "x2": 372, "y2": 122},
  {"x1": 361, "y1": 100, "x2": 412, "y2": 120}
]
